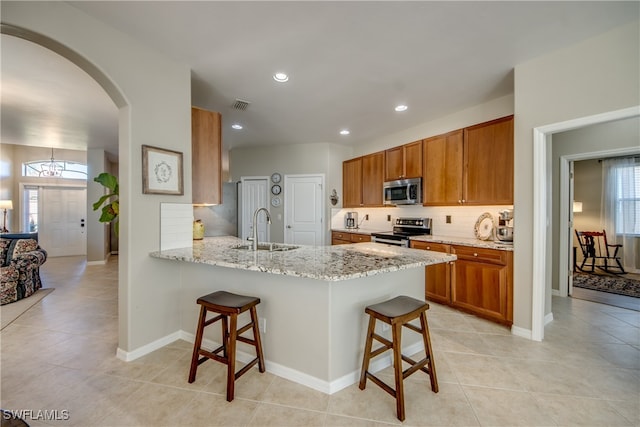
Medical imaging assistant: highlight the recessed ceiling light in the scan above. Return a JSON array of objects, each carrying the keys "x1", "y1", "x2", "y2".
[
  {"x1": 273, "y1": 72, "x2": 289, "y2": 83},
  {"x1": 395, "y1": 105, "x2": 408, "y2": 112},
  {"x1": 231, "y1": 123, "x2": 243, "y2": 130},
  {"x1": 340, "y1": 129, "x2": 350, "y2": 135}
]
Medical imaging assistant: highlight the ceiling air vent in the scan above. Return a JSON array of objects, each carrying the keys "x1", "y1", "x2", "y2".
[{"x1": 232, "y1": 99, "x2": 250, "y2": 111}]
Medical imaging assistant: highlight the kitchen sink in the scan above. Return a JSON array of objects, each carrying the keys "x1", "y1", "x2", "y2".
[{"x1": 233, "y1": 243, "x2": 300, "y2": 252}]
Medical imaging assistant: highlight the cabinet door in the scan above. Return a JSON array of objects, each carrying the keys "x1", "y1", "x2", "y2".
[
  {"x1": 451, "y1": 259, "x2": 508, "y2": 323},
  {"x1": 451, "y1": 246, "x2": 512, "y2": 325},
  {"x1": 403, "y1": 140, "x2": 423, "y2": 179},
  {"x1": 192, "y1": 107, "x2": 222, "y2": 205},
  {"x1": 410, "y1": 241, "x2": 451, "y2": 304},
  {"x1": 362, "y1": 152, "x2": 384, "y2": 206},
  {"x1": 423, "y1": 130, "x2": 463, "y2": 205},
  {"x1": 384, "y1": 146, "x2": 404, "y2": 181},
  {"x1": 343, "y1": 157, "x2": 363, "y2": 207},
  {"x1": 463, "y1": 116, "x2": 514, "y2": 205}
]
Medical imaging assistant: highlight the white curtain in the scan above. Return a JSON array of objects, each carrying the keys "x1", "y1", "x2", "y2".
[{"x1": 601, "y1": 157, "x2": 639, "y2": 273}]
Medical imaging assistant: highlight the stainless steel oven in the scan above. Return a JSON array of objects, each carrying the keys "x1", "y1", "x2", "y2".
[{"x1": 371, "y1": 217, "x2": 432, "y2": 247}]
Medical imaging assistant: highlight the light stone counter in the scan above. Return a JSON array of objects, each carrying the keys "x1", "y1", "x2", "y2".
[
  {"x1": 410, "y1": 234, "x2": 514, "y2": 251},
  {"x1": 149, "y1": 236, "x2": 454, "y2": 394},
  {"x1": 150, "y1": 236, "x2": 456, "y2": 281}
]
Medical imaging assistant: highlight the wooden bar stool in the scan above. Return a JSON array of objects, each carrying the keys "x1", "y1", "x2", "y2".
[
  {"x1": 188, "y1": 290, "x2": 265, "y2": 401},
  {"x1": 359, "y1": 295, "x2": 438, "y2": 421}
]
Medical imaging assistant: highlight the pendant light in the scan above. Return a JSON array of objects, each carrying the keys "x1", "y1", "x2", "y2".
[{"x1": 39, "y1": 148, "x2": 63, "y2": 177}]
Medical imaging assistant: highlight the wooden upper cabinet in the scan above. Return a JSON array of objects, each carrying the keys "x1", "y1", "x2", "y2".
[
  {"x1": 343, "y1": 157, "x2": 363, "y2": 207},
  {"x1": 362, "y1": 152, "x2": 384, "y2": 206},
  {"x1": 463, "y1": 115, "x2": 514, "y2": 205},
  {"x1": 384, "y1": 140, "x2": 423, "y2": 181},
  {"x1": 191, "y1": 107, "x2": 222, "y2": 205},
  {"x1": 423, "y1": 130, "x2": 464, "y2": 205}
]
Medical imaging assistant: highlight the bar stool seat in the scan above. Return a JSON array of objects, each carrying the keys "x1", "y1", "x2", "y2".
[
  {"x1": 188, "y1": 290, "x2": 265, "y2": 401},
  {"x1": 359, "y1": 295, "x2": 438, "y2": 421}
]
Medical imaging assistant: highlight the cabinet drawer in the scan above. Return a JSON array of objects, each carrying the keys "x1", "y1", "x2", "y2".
[
  {"x1": 452, "y1": 245, "x2": 507, "y2": 265},
  {"x1": 350, "y1": 233, "x2": 371, "y2": 243},
  {"x1": 332, "y1": 231, "x2": 349, "y2": 241},
  {"x1": 411, "y1": 241, "x2": 450, "y2": 253}
]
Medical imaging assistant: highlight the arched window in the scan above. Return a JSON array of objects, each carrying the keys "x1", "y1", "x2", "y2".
[{"x1": 22, "y1": 159, "x2": 87, "y2": 180}]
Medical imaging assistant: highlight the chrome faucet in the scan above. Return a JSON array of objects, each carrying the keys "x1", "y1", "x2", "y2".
[{"x1": 249, "y1": 207, "x2": 272, "y2": 251}]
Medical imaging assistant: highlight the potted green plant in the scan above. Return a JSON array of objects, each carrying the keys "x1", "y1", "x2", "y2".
[{"x1": 93, "y1": 172, "x2": 119, "y2": 235}]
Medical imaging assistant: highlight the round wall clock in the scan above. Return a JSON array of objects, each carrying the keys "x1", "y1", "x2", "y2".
[
  {"x1": 271, "y1": 184, "x2": 282, "y2": 195},
  {"x1": 271, "y1": 196, "x2": 281, "y2": 207},
  {"x1": 271, "y1": 173, "x2": 282, "y2": 183}
]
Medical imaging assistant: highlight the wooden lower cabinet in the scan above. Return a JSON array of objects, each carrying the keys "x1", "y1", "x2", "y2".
[
  {"x1": 451, "y1": 245, "x2": 513, "y2": 326},
  {"x1": 410, "y1": 241, "x2": 451, "y2": 304},
  {"x1": 331, "y1": 231, "x2": 371, "y2": 245},
  {"x1": 411, "y1": 241, "x2": 513, "y2": 326}
]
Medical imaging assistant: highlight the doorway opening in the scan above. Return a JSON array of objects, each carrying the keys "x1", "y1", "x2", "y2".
[{"x1": 532, "y1": 106, "x2": 640, "y2": 341}]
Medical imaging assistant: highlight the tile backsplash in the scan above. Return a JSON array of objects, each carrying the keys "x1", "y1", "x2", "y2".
[{"x1": 331, "y1": 205, "x2": 513, "y2": 239}]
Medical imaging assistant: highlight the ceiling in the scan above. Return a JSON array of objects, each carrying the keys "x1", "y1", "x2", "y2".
[{"x1": 1, "y1": 1, "x2": 638, "y2": 159}]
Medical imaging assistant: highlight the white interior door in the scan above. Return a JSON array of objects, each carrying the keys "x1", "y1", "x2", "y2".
[
  {"x1": 284, "y1": 175, "x2": 324, "y2": 246},
  {"x1": 40, "y1": 187, "x2": 87, "y2": 257},
  {"x1": 239, "y1": 177, "x2": 269, "y2": 243}
]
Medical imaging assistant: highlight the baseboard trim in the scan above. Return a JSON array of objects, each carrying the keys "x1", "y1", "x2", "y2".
[
  {"x1": 87, "y1": 252, "x2": 111, "y2": 266},
  {"x1": 511, "y1": 325, "x2": 533, "y2": 340},
  {"x1": 116, "y1": 331, "x2": 182, "y2": 362},
  {"x1": 544, "y1": 312, "x2": 554, "y2": 325},
  {"x1": 179, "y1": 330, "x2": 424, "y2": 395}
]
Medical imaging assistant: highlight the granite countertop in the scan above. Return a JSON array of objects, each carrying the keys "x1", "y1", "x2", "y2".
[
  {"x1": 150, "y1": 236, "x2": 456, "y2": 282},
  {"x1": 410, "y1": 235, "x2": 514, "y2": 251}
]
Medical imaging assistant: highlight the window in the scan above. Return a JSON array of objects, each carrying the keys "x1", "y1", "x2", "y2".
[
  {"x1": 23, "y1": 160, "x2": 87, "y2": 180},
  {"x1": 614, "y1": 163, "x2": 640, "y2": 235},
  {"x1": 23, "y1": 187, "x2": 39, "y2": 232}
]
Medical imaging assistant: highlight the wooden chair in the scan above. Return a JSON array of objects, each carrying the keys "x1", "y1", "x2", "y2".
[
  {"x1": 188, "y1": 290, "x2": 265, "y2": 401},
  {"x1": 575, "y1": 230, "x2": 625, "y2": 274},
  {"x1": 359, "y1": 295, "x2": 438, "y2": 421}
]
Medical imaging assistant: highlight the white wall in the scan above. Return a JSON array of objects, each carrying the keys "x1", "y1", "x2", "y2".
[
  {"x1": 2, "y1": 2, "x2": 192, "y2": 353},
  {"x1": 514, "y1": 19, "x2": 639, "y2": 330},
  {"x1": 230, "y1": 142, "x2": 352, "y2": 243}
]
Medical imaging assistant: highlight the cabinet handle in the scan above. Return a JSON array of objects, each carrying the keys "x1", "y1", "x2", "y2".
[
  {"x1": 426, "y1": 246, "x2": 431, "y2": 250},
  {"x1": 473, "y1": 253, "x2": 478, "y2": 257}
]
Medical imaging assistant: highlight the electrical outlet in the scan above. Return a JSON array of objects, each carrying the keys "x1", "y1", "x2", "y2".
[
  {"x1": 365, "y1": 214, "x2": 369, "y2": 220},
  {"x1": 446, "y1": 215, "x2": 452, "y2": 224},
  {"x1": 259, "y1": 318, "x2": 267, "y2": 334},
  {"x1": 387, "y1": 215, "x2": 391, "y2": 221}
]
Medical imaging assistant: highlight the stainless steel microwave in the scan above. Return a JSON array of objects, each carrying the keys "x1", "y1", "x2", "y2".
[{"x1": 383, "y1": 178, "x2": 422, "y2": 205}]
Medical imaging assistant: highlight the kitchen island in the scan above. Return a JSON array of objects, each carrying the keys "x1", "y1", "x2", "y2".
[{"x1": 150, "y1": 236, "x2": 455, "y2": 393}]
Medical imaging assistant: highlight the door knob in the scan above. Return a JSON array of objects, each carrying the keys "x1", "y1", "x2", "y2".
[{"x1": 287, "y1": 225, "x2": 292, "y2": 229}]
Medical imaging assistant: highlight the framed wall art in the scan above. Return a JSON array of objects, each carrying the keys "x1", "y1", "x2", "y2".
[{"x1": 142, "y1": 145, "x2": 184, "y2": 195}]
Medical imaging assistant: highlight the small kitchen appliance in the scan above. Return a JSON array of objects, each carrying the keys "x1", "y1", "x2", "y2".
[
  {"x1": 371, "y1": 217, "x2": 432, "y2": 247},
  {"x1": 345, "y1": 212, "x2": 358, "y2": 229},
  {"x1": 383, "y1": 178, "x2": 422, "y2": 205},
  {"x1": 496, "y1": 209, "x2": 514, "y2": 243}
]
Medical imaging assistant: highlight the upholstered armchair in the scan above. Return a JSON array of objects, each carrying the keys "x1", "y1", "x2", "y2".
[{"x1": 0, "y1": 235, "x2": 47, "y2": 305}]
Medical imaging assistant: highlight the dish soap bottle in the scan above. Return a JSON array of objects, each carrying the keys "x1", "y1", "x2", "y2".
[{"x1": 193, "y1": 219, "x2": 205, "y2": 240}]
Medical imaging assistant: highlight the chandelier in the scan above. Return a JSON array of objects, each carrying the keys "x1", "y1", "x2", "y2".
[{"x1": 39, "y1": 148, "x2": 63, "y2": 177}]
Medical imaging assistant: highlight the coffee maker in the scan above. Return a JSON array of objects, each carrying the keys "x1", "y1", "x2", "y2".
[
  {"x1": 345, "y1": 212, "x2": 358, "y2": 229},
  {"x1": 496, "y1": 209, "x2": 513, "y2": 242}
]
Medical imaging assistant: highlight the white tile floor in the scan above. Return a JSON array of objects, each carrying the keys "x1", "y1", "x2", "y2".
[{"x1": 1, "y1": 255, "x2": 639, "y2": 426}]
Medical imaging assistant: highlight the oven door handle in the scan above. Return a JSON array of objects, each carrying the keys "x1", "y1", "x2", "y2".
[{"x1": 373, "y1": 237, "x2": 407, "y2": 246}]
